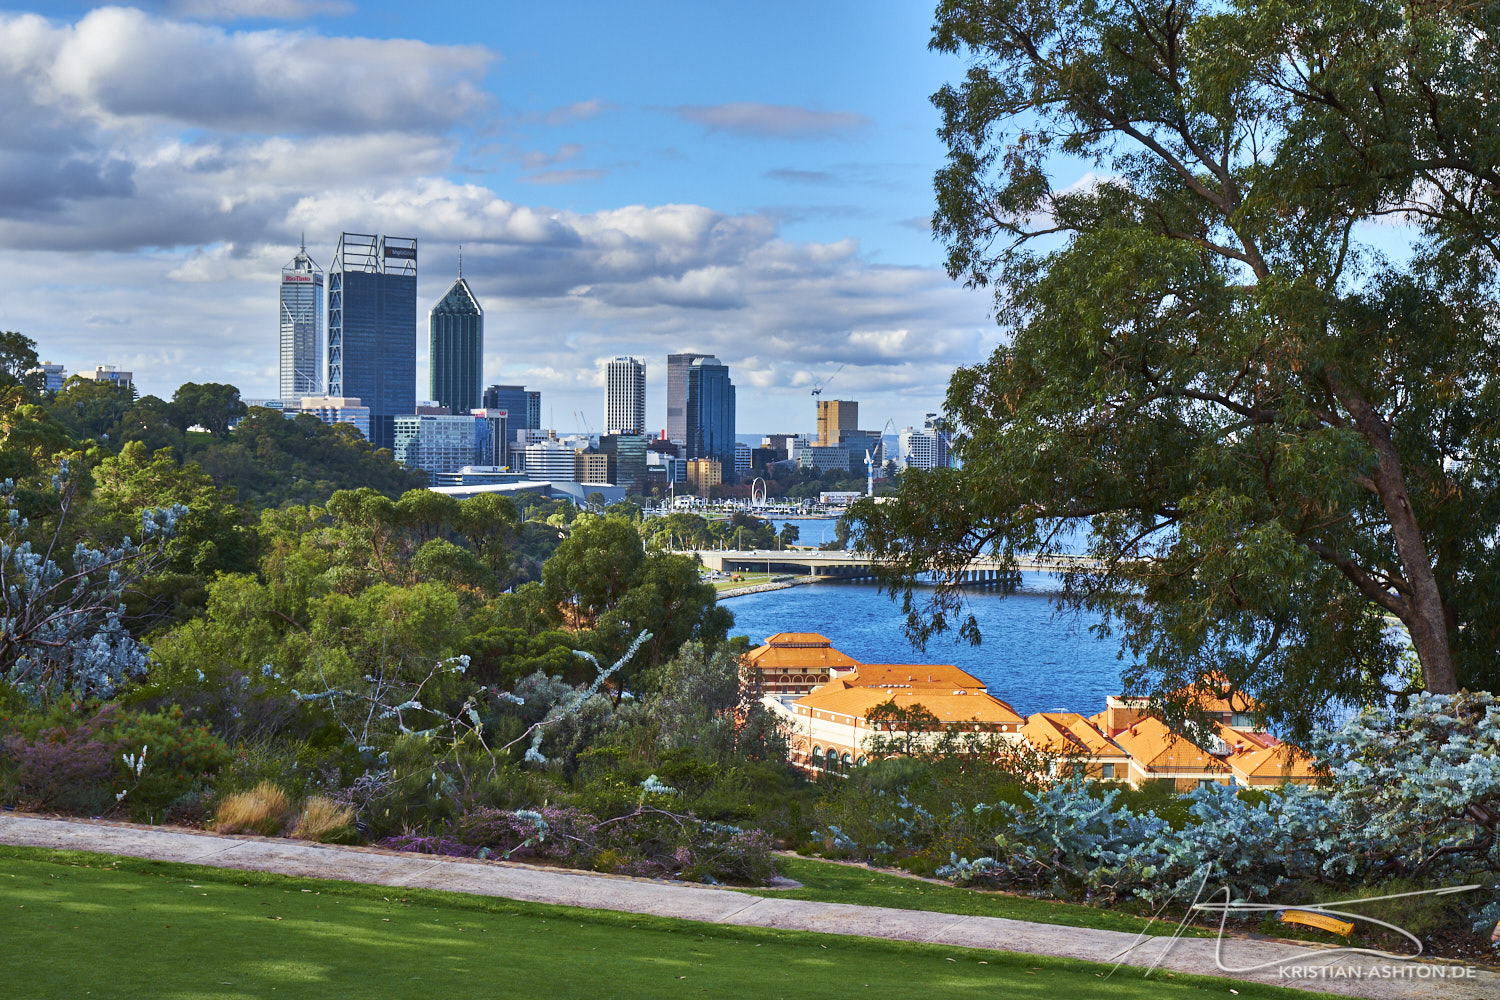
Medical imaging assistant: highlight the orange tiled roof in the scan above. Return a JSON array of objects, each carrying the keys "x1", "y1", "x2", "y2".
[
  {"x1": 1177, "y1": 676, "x2": 1258, "y2": 715},
  {"x1": 744, "y1": 639, "x2": 860, "y2": 672},
  {"x1": 1106, "y1": 677, "x2": 1259, "y2": 717},
  {"x1": 1022, "y1": 713, "x2": 1127, "y2": 757},
  {"x1": 1112, "y1": 716, "x2": 1228, "y2": 772},
  {"x1": 1227, "y1": 741, "x2": 1321, "y2": 782},
  {"x1": 839, "y1": 664, "x2": 987, "y2": 691},
  {"x1": 765, "y1": 632, "x2": 836, "y2": 646},
  {"x1": 796, "y1": 681, "x2": 1023, "y2": 726}
]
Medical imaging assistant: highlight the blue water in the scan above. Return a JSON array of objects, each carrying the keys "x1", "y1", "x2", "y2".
[
  {"x1": 725, "y1": 576, "x2": 1133, "y2": 718},
  {"x1": 767, "y1": 517, "x2": 841, "y2": 546}
]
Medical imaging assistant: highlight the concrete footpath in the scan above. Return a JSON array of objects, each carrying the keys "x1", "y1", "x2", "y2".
[{"x1": 1, "y1": 812, "x2": 1494, "y2": 1000}]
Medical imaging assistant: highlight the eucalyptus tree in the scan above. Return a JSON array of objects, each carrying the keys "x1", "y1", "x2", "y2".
[{"x1": 852, "y1": 0, "x2": 1500, "y2": 735}]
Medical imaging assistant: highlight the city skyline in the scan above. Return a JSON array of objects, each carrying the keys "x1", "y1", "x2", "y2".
[{"x1": 0, "y1": 2, "x2": 999, "y2": 435}]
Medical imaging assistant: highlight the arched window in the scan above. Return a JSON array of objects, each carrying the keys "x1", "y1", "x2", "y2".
[
  {"x1": 811, "y1": 745, "x2": 822, "y2": 768},
  {"x1": 825, "y1": 747, "x2": 841, "y2": 773},
  {"x1": 841, "y1": 752, "x2": 852, "y2": 769},
  {"x1": 855, "y1": 756, "x2": 867, "y2": 767}
]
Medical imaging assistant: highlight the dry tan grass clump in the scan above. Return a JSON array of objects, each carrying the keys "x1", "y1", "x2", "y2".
[
  {"x1": 289, "y1": 796, "x2": 357, "y2": 844},
  {"x1": 211, "y1": 781, "x2": 294, "y2": 836}
]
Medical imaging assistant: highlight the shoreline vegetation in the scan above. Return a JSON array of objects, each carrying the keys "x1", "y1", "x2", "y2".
[{"x1": 714, "y1": 575, "x2": 817, "y2": 600}]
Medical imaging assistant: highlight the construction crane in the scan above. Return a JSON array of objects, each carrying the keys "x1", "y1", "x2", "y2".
[
  {"x1": 574, "y1": 410, "x2": 593, "y2": 434},
  {"x1": 810, "y1": 363, "x2": 845, "y2": 398}
]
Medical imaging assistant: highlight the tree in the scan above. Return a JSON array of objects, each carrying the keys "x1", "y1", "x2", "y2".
[
  {"x1": 541, "y1": 516, "x2": 647, "y2": 624},
  {"x1": 86, "y1": 441, "x2": 253, "y2": 627},
  {"x1": 110, "y1": 396, "x2": 185, "y2": 458},
  {"x1": 0, "y1": 461, "x2": 185, "y2": 704},
  {"x1": 0, "y1": 331, "x2": 41, "y2": 392},
  {"x1": 850, "y1": 0, "x2": 1500, "y2": 737},
  {"x1": 181, "y1": 409, "x2": 426, "y2": 509},
  {"x1": 600, "y1": 550, "x2": 730, "y2": 671},
  {"x1": 49, "y1": 377, "x2": 135, "y2": 444},
  {"x1": 170, "y1": 382, "x2": 246, "y2": 437},
  {"x1": 862, "y1": 699, "x2": 943, "y2": 760}
]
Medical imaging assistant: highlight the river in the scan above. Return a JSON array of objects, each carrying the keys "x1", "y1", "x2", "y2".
[{"x1": 724, "y1": 574, "x2": 1133, "y2": 719}]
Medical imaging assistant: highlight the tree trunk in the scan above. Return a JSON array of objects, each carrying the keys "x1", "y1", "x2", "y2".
[{"x1": 1330, "y1": 375, "x2": 1459, "y2": 694}]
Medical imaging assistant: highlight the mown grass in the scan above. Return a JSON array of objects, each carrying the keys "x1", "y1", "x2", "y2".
[
  {"x1": 710, "y1": 573, "x2": 777, "y2": 592},
  {"x1": 749, "y1": 856, "x2": 1217, "y2": 938},
  {"x1": 0, "y1": 845, "x2": 1328, "y2": 1000}
]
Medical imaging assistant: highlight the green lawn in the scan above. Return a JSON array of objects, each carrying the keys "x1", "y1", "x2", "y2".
[
  {"x1": 0, "y1": 846, "x2": 1326, "y2": 1000},
  {"x1": 710, "y1": 573, "x2": 775, "y2": 591},
  {"x1": 752, "y1": 856, "x2": 1216, "y2": 939}
]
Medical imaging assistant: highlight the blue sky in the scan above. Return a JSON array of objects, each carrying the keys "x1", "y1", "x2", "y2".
[{"x1": 0, "y1": 1, "x2": 1004, "y2": 434}]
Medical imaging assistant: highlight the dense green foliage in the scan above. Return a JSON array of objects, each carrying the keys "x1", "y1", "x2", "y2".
[
  {"x1": 183, "y1": 407, "x2": 428, "y2": 509},
  {"x1": 851, "y1": 0, "x2": 1500, "y2": 738}
]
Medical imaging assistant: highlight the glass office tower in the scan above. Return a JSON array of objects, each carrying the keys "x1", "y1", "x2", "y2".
[
  {"x1": 685, "y1": 356, "x2": 736, "y2": 480},
  {"x1": 666, "y1": 352, "x2": 711, "y2": 445},
  {"x1": 482, "y1": 384, "x2": 542, "y2": 431},
  {"x1": 279, "y1": 240, "x2": 323, "y2": 399},
  {"x1": 328, "y1": 232, "x2": 417, "y2": 452},
  {"x1": 429, "y1": 275, "x2": 483, "y2": 414}
]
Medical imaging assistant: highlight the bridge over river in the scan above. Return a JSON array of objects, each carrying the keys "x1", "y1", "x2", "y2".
[{"x1": 686, "y1": 549, "x2": 1105, "y2": 581}]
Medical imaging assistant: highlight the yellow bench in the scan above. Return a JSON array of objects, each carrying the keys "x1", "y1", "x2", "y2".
[{"x1": 1279, "y1": 909, "x2": 1355, "y2": 936}]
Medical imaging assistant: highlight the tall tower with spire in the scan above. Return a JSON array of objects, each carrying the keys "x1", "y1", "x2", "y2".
[
  {"x1": 428, "y1": 253, "x2": 483, "y2": 415},
  {"x1": 279, "y1": 236, "x2": 323, "y2": 400}
]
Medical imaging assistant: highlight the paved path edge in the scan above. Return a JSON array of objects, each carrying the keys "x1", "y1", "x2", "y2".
[{"x1": 1, "y1": 812, "x2": 1493, "y2": 1000}]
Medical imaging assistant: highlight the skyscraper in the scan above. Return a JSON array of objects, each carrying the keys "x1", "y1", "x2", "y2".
[
  {"x1": 685, "y1": 356, "x2": 735, "y2": 478},
  {"x1": 429, "y1": 272, "x2": 483, "y2": 414},
  {"x1": 605, "y1": 356, "x2": 646, "y2": 435},
  {"x1": 900, "y1": 414, "x2": 950, "y2": 470},
  {"x1": 483, "y1": 384, "x2": 540, "y2": 431},
  {"x1": 328, "y1": 232, "x2": 417, "y2": 452},
  {"x1": 816, "y1": 399, "x2": 858, "y2": 446},
  {"x1": 666, "y1": 352, "x2": 711, "y2": 445},
  {"x1": 279, "y1": 240, "x2": 323, "y2": 400}
]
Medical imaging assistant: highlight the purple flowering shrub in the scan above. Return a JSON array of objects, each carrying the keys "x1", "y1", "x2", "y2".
[
  {"x1": 3, "y1": 715, "x2": 116, "y2": 814},
  {"x1": 377, "y1": 833, "x2": 475, "y2": 857},
  {"x1": 378, "y1": 804, "x2": 779, "y2": 885},
  {"x1": 0, "y1": 702, "x2": 230, "y2": 822}
]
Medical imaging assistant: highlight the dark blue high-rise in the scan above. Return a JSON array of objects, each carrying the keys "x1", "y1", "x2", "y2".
[
  {"x1": 482, "y1": 384, "x2": 540, "y2": 431},
  {"x1": 685, "y1": 356, "x2": 736, "y2": 479},
  {"x1": 429, "y1": 275, "x2": 483, "y2": 415},
  {"x1": 328, "y1": 232, "x2": 417, "y2": 452}
]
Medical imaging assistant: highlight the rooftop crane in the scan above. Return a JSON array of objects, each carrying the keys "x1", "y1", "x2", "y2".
[
  {"x1": 866, "y1": 417, "x2": 898, "y2": 496},
  {"x1": 810, "y1": 363, "x2": 846, "y2": 398}
]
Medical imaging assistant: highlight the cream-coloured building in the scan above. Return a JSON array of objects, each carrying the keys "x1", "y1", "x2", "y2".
[
  {"x1": 780, "y1": 664, "x2": 1024, "y2": 774},
  {"x1": 1108, "y1": 716, "x2": 1320, "y2": 790},
  {"x1": 1020, "y1": 712, "x2": 1131, "y2": 782},
  {"x1": 742, "y1": 633, "x2": 859, "y2": 697}
]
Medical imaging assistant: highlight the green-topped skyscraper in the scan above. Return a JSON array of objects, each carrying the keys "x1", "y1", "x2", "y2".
[{"x1": 429, "y1": 254, "x2": 484, "y2": 415}]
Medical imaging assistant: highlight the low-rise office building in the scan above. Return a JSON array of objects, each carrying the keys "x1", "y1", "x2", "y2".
[
  {"x1": 686, "y1": 458, "x2": 722, "y2": 494},
  {"x1": 299, "y1": 395, "x2": 371, "y2": 440}
]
